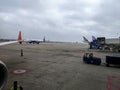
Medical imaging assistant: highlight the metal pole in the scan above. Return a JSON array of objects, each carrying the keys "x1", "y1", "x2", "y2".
[{"x1": 21, "y1": 49, "x2": 23, "y2": 56}]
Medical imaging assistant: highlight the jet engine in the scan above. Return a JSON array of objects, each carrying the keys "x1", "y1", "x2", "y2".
[{"x1": 0, "y1": 61, "x2": 8, "y2": 90}]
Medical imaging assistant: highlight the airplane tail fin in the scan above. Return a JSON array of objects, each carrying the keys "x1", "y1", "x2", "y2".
[
  {"x1": 92, "y1": 36, "x2": 97, "y2": 41},
  {"x1": 18, "y1": 31, "x2": 22, "y2": 44},
  {"x1": 83, "y1": 36, "x2": 90, "y2": 44}
]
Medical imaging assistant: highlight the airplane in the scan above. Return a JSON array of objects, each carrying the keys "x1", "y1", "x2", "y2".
[
  {"x1": 0, "y1": 31, "x2": 22, "y2": 46},
  {"x1": 83, "y1": 36, "x2": 103, "y2": 49},
  {"x1": 25, "y1": 37, "x2": 45, "y2": 44},
  {"x1": 0, "y1": 31, "x2": 22, "y2": 90},
  {"x1": 28, "y1": 40, "x2": 40, "y2": 44}
]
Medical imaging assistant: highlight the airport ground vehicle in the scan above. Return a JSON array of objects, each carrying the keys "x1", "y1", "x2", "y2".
[
  {"x1": 83, "y1": 53, "x2": 101, "y2": 65},
  {"x1": 106, "y1": 56, "x2": 120, "y2": 67},
  {"x1": 83, "y1": 36, "x2": 120, "y2": 51},
  {"x1": 83, "y1": 36, "x2": 103, "y2": 49}
]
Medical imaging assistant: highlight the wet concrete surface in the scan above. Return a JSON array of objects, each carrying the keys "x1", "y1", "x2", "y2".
[{"x1": 0, "y1": 42, "x2": 120, "y2": 90}]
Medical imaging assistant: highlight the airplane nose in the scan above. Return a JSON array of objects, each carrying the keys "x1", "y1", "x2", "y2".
[{"x1": 0, "y1": 61, "x2": 8, "y2": 90}]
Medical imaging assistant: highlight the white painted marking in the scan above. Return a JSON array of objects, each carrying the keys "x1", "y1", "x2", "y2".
[{"x1": 13, "y1": 70, "x2": 26, "y2": 74}]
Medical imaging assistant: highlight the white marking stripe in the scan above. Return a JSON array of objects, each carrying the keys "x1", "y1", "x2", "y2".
[
  {"x1": 13, "y1": 70, "x2": 26, "y2": 74},
  {"x1": 0, "y1": 41, "x2": 18, "y2": 46}
]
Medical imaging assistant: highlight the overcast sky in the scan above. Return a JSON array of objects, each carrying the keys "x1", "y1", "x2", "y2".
[{"x1": 0, "y1": 0, "x2": 120, "y2": 42}]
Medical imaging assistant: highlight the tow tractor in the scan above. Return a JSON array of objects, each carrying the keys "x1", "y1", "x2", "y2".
[{"x1": 83, "y1": 53, "x2": 101, "y2": 65}]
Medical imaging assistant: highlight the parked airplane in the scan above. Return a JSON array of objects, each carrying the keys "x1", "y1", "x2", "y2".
[
  {"x1": 28, "y1": 40, "x2": 40, "y2": 44},
  {"x1": 0, "y1": 31, "x2": 22, "y2": 46}
]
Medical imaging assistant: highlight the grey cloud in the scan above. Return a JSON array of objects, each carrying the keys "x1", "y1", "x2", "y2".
[{"x1": 0, "y1": 0, "x2": 120, "y2": 42}]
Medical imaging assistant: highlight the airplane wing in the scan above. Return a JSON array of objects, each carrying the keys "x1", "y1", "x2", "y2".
[
  {"x1": 0, "y1": 41, "x2": 18, "y2": 46},
  {"x1": 0, "y1": 31, "x2": 21, "y2": 46}
]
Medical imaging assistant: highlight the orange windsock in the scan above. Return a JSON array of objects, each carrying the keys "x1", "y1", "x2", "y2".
[{"x1": 18, "y1": 31, "x2": 22, "y2": 44}]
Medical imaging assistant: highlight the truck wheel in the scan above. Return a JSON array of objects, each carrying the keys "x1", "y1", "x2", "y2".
[
  {"x1": 106, "y1": 63, "x2": 109, "y2": 67},
  {"x1": 83, "y1": 60, "x2": 85, "y2": 63},
  {"x1": 97, "y1": 63, "x2": 101, "y2": 65}
]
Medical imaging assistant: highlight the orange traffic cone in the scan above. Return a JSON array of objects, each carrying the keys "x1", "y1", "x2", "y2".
[{"x1": 18, "y1": 31, "x2": 22, "y2": 44}]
